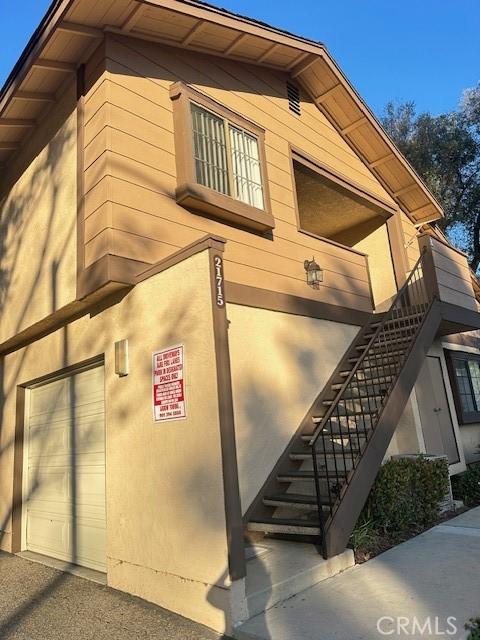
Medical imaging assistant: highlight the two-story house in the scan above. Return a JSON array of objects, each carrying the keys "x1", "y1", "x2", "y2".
[{"x1": 1, "y1": 0, "x2": 480, "y2": 634}]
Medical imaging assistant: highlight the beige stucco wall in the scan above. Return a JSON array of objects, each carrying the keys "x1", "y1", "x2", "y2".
[
  {"x1": 353, "y1": 223, "x2": 397, "y2": 311},
  {"x1": 226, "y1": 304, "x2": 360, "y2": 513},
  {"x1": 0, "y1": 82, "x2": 77, "y2": 344},
  {"x1": 386, "y1": 391, "x2": 424, "y2": 459},
  {"x1": 0, "y1": 249, "x2": 234, "y2": 632}
]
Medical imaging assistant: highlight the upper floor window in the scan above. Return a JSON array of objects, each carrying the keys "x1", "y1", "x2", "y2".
[
  {"x1": 170, "y1": 82, "x2": 273, "y2": 233},
  {"x1": 191, "y1": 103, "x2": 264, "y2": 210}
]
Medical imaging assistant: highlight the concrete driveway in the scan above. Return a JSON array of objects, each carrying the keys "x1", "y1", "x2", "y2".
[
  {"x1": 236, "y1": 507, "x2": 480, "y2": 640},
  {"x1": 0, "y1": 552, "x2": 222, "y2": 640}
]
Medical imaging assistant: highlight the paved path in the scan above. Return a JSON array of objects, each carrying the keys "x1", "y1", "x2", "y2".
[
  {"x1": 0, "y1": 552, "x2": 222, "y2": 640},
  {"x1": 236, "y1": 508, "x2": 480, "y2": 640}
]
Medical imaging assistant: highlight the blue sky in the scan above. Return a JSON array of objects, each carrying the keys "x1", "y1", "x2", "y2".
[{"x1": 1, "y1": 0, "x2": 479, "y2": 116}]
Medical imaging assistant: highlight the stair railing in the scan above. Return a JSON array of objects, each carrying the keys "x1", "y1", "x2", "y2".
[{"x1": 310, "y1": 250, "x2": 433, "y2": 551}]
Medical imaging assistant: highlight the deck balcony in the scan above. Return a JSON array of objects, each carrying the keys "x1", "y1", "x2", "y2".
[{"x1": 418, "y1": 233, "x2": 480, "y2": 335}]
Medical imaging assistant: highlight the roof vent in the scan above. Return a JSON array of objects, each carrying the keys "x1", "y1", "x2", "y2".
[{"x1": 287, "y1": 81, "x2": 301, "y2": 116}]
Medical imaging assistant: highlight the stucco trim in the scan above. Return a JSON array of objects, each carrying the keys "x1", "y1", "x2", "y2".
[
  {"x1": 136, "y1": 234, "x2": 227, "y2": 283},
  {"x1": 225, "y1": 282, "x2": 371, "y2": 326},
  {"x1": 0, "y1": 288, "x2": 129, "y2": 357},
  {"x1": 207, "y1": 247, "x2": 246, "y2": 581},
  {"x1": 11, "y1": 386, "x2": 26, "y2": 553}
]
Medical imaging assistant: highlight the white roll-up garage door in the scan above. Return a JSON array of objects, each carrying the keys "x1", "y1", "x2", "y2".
[{"x1": 24, "y1": 365, "x2": 106, "y2": 572}]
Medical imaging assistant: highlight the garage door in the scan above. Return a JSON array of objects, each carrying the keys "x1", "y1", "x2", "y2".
[{"x1": 25, "y1": 365, "x2": 106, "y2": 572}]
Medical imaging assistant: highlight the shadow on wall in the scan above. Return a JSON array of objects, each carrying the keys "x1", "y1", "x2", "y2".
[
  {"x1": 0, "y1": 94, "x2": 77, "y2": 495},
  {"x1": 199, "y1": 310, "x2": 357, "y2": 637},
  {"x1": 230, "y1": 307, "x2": 359, "y2": 512},
  {"x1": 0, "y1": 87, "x2": 107, "y2": 633},
  {"x1": 0, "y1": 113, "x2": 76, "y2": 536}
]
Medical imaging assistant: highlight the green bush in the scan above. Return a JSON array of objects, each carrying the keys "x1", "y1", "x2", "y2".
[
  {"x1": 466, "y1": 618, "x2": 480, "y2": 640},
  {"x1": 452, "y1": 464, "x2": 480, "y2": 507},
  {"x1": 352, "y1": 456, "x2": 449, "y2": 549}
]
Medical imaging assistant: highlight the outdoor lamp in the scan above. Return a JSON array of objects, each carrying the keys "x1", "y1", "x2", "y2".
[{"x1": 304, "y1": 257, "x2": 323, "y2": 289}]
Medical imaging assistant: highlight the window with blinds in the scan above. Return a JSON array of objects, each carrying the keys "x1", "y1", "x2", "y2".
[
  {"x1": 191, "y1": 103, "x2": 265, "y2": 210},
  {"x1": 446, "y1": 350, "x2": 480, "y2": 423}
]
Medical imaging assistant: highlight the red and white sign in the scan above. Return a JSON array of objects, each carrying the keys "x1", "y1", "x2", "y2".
[{"x1": 152, "y1": 345, "x2": 186, "y2": 422}]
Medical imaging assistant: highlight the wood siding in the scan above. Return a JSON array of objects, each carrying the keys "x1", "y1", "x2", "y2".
[
  {"x1": 81, "y1": 33, "x2": 402, "y2": 312},
  {"x1": 421, "y1": 235, "x2": 477, "y2": 311},
  {"x1": 0, "y1": 81, "x2": 77, "y2": 344}
]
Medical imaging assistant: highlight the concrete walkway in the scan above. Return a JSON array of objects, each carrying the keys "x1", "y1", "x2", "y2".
[
  {"x1": 236, "y1": 508, "x2": 480, "y2": 640},
  {"x1": 0, "y1": 552, "x2": 222, "y2": 640}
]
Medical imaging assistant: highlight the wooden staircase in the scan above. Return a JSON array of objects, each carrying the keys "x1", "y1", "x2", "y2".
[{"x1": 247, "y1": 251, "x2": 443, "y2": 558}]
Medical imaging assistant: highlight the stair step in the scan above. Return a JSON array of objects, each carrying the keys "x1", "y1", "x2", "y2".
[
  {"x1": 335, "y1": 374, "x2": 393, "y2": 387},
  {"x1": 348, "y1": 349, "x2": 405, "y2": 364},
  {"x1": 332, "y1": 388, "x2": 390, "y2": 402},
  {"x1": 290, "y1": 446, "x2": 360, "y2": 460},
  {"x1": 338, "y1": 370, "x2": 394, "y2": 381},
  {"x1": 301, "y1": 431, "x2": 366, "y2": 442},
  {"x1": 277, "y1": 470, "x2": 347, "y2": 482},
  {"x1": 370, "y1": 310, "x2": 424, "y2": 328},
  {"x1": 322, "y1": 396, "x2": 383, "y2": 407},
  {"x1": 248, "y1": 518, "x2": 320, "y2": 535},
  {"x1": 364, "y1": 327, "x2": 416, "y2": 341},
  {"x1": 313, "y1": 412, "x2": 375, "y2": 423},
  {"x1": 356, "y1": 338, "x2": 410, "y2": 352},
  {"x1": 263, "y1": 493, "x2": 331, "y2": 509}
]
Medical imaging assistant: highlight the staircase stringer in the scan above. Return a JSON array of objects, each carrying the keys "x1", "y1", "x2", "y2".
[{"x1": 322, "y1": 299, "x2": 442, "y2": 557}]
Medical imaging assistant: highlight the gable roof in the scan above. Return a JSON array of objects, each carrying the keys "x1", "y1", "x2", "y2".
[{"x1": 0, "y1": 0, "x2": 443, "y2": 225}]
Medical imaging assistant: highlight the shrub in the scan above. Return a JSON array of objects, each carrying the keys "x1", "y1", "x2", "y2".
[
  {"x1": 466, "y1": 618, "x2": 480, "y2": 640},
  {"x1": 351, "y1": 456, "x2": 449, "y2": 549},
  {"x1": 350, "y1": 518, "x2": 378, "y2": 551},
  {"x1": 452, "y1": 463, "x2": 480, "y2": 506}
]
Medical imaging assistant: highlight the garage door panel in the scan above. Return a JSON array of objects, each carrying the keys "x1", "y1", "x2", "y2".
[
  {"x1": 28, "y1": 403, "x2": 104, "y2": 429},
  {"x1": 73, "y1": 368, "x2": 104, "y2": 405},
  {"x1": 26, "y1": 365, "x2": 106, "y2": 572},
  {"x1": 27, "y1": 471, "x2": 105, "y2": 508},
  {"x1": 27, "y1": 515, "x2": 105, "y2": 571},
  {"x1": 30, "y1": 379, "x2": 69, "y2": 415},
  {"x1": 29, "y1": 424, "x2": 104, "y2": 462},
  {"x1": 74, "y1": 416, "x2": 105, "y2": 453},
  {"x1": 76, "y1": 519, "x2": 106, "y2": 571},
  {"x1": 27, "y1": 513, "x2": 69, "y2": 557},
  {"x1": 77, "y1": 469, "x2": 106, "y2": 508},
  {"x1": 27, "y1": 468, "x2": 70, "y2": 503},
  {"x1": 28, "y1": 424, "x2": 69, "y2": 458}
]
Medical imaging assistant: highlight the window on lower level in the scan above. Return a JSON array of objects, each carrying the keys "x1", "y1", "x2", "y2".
[{"x1": 445, "y1": 350, "x2": 480, "y2": 423}]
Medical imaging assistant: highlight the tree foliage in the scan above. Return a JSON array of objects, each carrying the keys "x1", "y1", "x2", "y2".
[{"x1": 381, "y1": 85, "x2": 480, "y2": 271}]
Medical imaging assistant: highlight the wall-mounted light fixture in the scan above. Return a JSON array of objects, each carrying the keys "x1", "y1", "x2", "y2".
[
  {"x1": 115, "y1": 339, "x2": 129, "y2": 377},
  {"x1": 304, "y1": 257, "x2": 323, "y2": 289}
]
